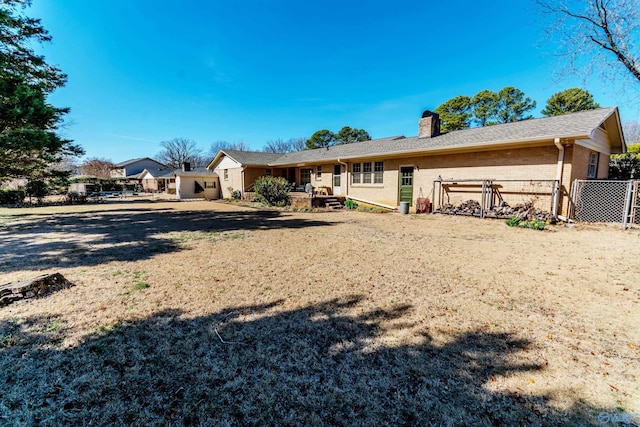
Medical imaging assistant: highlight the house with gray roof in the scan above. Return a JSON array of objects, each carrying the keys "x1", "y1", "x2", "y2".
[
  {"x1": 139, "y1": 162, "x2": 219, "y2": 200},
  {"x1": 111, "y1": 157, "x2": 168, "y2": 179},
  {"x1": 207, "y1": 108, "x2": 626, "y2": 215}
]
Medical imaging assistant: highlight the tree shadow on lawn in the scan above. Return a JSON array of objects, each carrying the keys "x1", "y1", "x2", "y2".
[
  {"x1": 0, "y1": 296, "x2": 611, "y2": 426},
  {"x1": 0, "y1": 208, "x2": 335, "y2": 273}
]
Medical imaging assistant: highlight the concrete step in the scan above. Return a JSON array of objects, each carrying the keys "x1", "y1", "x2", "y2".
[{"x1": 325, "y1": 199, "x2": 343, "y2": 209}]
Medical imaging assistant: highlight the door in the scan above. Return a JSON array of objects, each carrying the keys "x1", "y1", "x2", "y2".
[
  {"x1": 333, "y1": 164, "x2": 342, "y2": 195},
  {"x1": 399, "y1": 166, "x2": 414, "y2": 206}
]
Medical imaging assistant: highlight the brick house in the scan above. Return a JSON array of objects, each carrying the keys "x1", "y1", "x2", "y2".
[
  {"x1": 139, "y1": 162, "x2": 219, "y2": 200},
  {"x1": 207, "y1": 108, "x2": 626, "y2": 216}
]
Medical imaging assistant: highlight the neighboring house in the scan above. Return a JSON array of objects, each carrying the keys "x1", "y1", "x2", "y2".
[
  {"x1": 207, "y1": 108, "x2": 625, "y2": 216},
  {"x1": 174, "y1": 164, "x2": 219, "y2": 200},
  {"x1": 140, "y1": 163, "x2": 219, "y2": 200},
  {"x1": 138, "y1": 169, "x2": 175, "y2": 193},
  {"x1": 110, "y1": 158, "x2": 168, "y2": 179}
]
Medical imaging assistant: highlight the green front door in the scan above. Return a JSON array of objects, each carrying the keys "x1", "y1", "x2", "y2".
[{"x1": 399, "y1": 166, "x2": 414, "y2": 206}]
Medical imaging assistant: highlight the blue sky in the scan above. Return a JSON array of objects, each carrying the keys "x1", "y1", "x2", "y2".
[{"x1": 30, "y1": 0, "x2": 640, "y2": 162}]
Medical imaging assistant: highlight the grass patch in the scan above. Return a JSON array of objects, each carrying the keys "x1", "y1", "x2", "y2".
[
  {"x1": 0, "y1": 333, "x2": 13, "y2": 348},
  {"x1": 357, "y1": 205, "x2": 387, "y2": 213},
  {"x1": 45, "y1": 320, "x2": 61, "y2": 332},
  {"x1": 167, "y1": 230, "x2": 245, "y2": 245},
  {"x1": 134, "y1": 282, "x2": 150, "y2": 291},
  {"x1": 1, "y1": 200, "x2": 638, "y2": 425}
]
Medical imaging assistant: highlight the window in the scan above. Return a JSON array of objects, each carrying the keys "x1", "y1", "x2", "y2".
[
  {"x1": 204, "y1": 181, "x2": 216, "y2": 189},
  {"x1": 587, "y1": 152, "x2": 599, "y2": 178},
  {"x1": 265, "y1": 168, "x2": 272, "y2": 177},
  {"x1": 224, "y1": 169, "x2": 228, "y2": 180},
  {"x1": 374, "y1": 161, "x2": 384, "y2": 184},
  {"x1": 316, "y1": 165, "x2": 322, "y2": 179},
  {"x1": 363, "y1": 162, "x2": 372, "y2": 183},
  {"x1": 300, "y1": 168, "x2": 312, "y2": 184},
  {"x1": 352, "y1": 161, "x2": 383, "y2": 184},
  {"x1": 352, "y1": 163, "x2": 361, "y2": 184}
]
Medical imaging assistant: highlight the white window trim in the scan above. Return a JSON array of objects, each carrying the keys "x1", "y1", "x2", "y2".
[
  {"x1": 587, "y1": 152, "x2": 599, "y2": 178},
  {"x1": 351, "y1": 161, "x2": 384, "y2": 186}
]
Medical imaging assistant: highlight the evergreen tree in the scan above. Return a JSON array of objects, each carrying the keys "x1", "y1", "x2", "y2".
[
  {"x1": 541, "y1": 88, "x2": 600, "y2": 116},
  {"x1": 435, "y1": 95, "x2": 473, "y2": 132},
  {"x1": 0, "y1": 1, "x2": 83, "y2": 182},
  {"x1": 494, "y1": 86, "x2": 536, "y2": 123}
]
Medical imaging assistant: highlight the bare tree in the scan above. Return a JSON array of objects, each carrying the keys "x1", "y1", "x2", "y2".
[
  {"x1": 79, "y1": 157, "x2": 116, "y2": 178},
  {"x1": 262, "y1": 137, "x2": 306, "y2": 153},
  {"x1": 156, "y1": 138, "x2": 205, "y2": 169},
  {"x1": 537, "y1": 0, "x2": 640, "y2": 84},
  {"x1": 623, "y1": 120, "x2": 640, "y2": 145},
  {"x1": 52, "y1": 155, "x2": 80, "y2": 176},
  {"x1": 208, "y1": 140, "x2": 251, "y2": 157}
]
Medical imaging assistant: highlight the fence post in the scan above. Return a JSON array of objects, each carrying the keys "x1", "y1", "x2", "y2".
[
  {"x1": 480, "y1": 180, "x2": 486, "y2": 219},
  {"x1": 569, "y1": 180, "x2": 578, "y2": 220},
  {"x1": 432, "y1": 180, "x2": 437, "y2": 211},
  {"x1": 551, "y1": 180, "x2": 559, "y2": 218},
  {"x1": 623, "y1": 180, "x2": 633, "y2": 230}
]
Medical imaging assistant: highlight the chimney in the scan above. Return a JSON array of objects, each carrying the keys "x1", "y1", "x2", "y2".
[
  {"x1": 419, "y1": 110, "x2": 440, "y2": 138},
  {"x1": 182, "y1": 162, "x2": 191, "y2": 172}
]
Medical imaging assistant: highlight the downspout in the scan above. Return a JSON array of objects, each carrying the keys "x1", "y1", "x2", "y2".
[
  {"x1": 241, "y1": 166, "x2": 245, "y2": 200},
  {"x1": 337, "y1": 159, "x2": 348, "y2": 196},
  {"x1": 553, "y1": 138, "x2": 567, "y2": 221}
]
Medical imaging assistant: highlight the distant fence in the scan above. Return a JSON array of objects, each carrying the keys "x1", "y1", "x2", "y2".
[
  {"x1": 432, "y1": 179, "x2": 559, "y2": 218},
  {"x1": 570, "y1": 180, "x2": 639, "y2": 229}
]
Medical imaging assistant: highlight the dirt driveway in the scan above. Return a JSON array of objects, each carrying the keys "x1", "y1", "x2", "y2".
[{"x1": 0, "y1": 200, "x2": 638, "y2": 426}]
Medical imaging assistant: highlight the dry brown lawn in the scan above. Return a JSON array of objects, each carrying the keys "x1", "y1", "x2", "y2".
[{"x1": 0, "y1": 200, "x2": 638, "y2": 426}]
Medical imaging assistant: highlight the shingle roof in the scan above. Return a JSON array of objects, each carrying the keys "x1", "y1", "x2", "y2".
[
  {"x1": 268, "y1": 108, "x2": 619, "y2": 165},
  {"x1": 220, "y1": 150, "x2": 285, "y2": 166},
  {"x1": 173, "y1": 167, "x2": 218, "y2": 177},
  {"x1": 153, "y1": 169, "x2": 175, "y2": 178},
  {"x1": 114, "y1": 157, "x2": 167, "y2": 168}
]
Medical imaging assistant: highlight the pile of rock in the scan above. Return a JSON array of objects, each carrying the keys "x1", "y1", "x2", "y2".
[
  {"x1": 436, "y1": 200, "x2": 555, "y2": 223},
  {"x1": 437, "y1": 200, "x2": 482, "y2": 216}
]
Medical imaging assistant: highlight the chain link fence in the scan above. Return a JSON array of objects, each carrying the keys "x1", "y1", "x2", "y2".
[{"x1": 570, "y1": 180, "x2": 639, "y2": 229}]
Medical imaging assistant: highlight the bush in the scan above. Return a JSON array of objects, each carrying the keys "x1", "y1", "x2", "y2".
[
  {"x1": 253, "y1": 176, "x2": 290, "y2": 207},
  {"x1": 506, "y1": 216, "x2": 547, "y2": 230},
  {"x1": 0, "y1": 189, "x2": 25, "y2": 205},
  {"x1": 25, "y1": 179, "x2": 48, "y2": 203},
  {"x1": 609, "y1": 152, "x2": 640, "y2": 180},
  {"x1": 226, "y1": 187, "x2": 241, "y2": 200},
  {"x1": 66, "y1": 192, "x2": 87, "y2": 204},
  {"x1": 344, "y1": 199, "x2": 358, "y2": 209}
]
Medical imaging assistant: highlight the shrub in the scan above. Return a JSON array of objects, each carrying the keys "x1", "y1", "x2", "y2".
[
  {"x1": 226, "y1": 187, "x2": 241, "y2": 200},
  {"x1": 505, "y1": 217, "x2": 522, "y2": 227},
  {"x1": 253, "y1": 176, "x2": 290, "y2": 207},
  {"x1": 344, "y1": 199, "x2": 358, "y2": 209},
  {"x1": 506, "y1": 216, "x2": 547, "y2": 230},
  {"x1": 66, "y1": 192, "x2": 87, "y2": 204},
  {"x1": 25, "y1": 179, "x2": 48, "y2": 203},
  {"x1": 0, "y1": 189, "x2": 25, "y2": 205}
]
